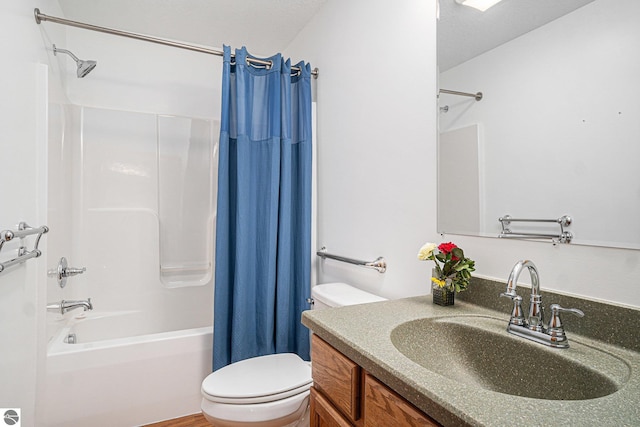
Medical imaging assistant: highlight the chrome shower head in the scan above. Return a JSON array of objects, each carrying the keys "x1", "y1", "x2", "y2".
[
  {"x1": 53, "y1": 44, "x2": 97, "y2": 78},
  {"x1": 76, "y1": 59, "x2": 97, "y2": 78}
]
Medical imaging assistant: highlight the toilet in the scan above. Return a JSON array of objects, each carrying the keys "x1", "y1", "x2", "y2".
[{"x1": 201, "y1": 282, "x2": 387, "y2": 426}]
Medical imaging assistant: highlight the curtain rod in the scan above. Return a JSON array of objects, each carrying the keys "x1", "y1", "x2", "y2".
[{"x1": 34, "y1": 8, "x2": 319, "y2": 78}]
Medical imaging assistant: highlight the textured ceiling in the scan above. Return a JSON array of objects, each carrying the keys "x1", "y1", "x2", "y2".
[
  {"x1": 57, "y1": 0, "x2": 328, "y2": 55},
  {"x1": 438, "y1": 0, "x2": 597, "y2": 71}
]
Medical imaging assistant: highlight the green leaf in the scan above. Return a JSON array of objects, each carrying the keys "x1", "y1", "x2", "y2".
[{"x1": 452, "y1": 247, "x2": 464, "y2": 259}]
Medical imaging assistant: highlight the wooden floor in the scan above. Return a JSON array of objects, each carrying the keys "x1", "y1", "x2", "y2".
[{"x1": 143, "y1": 413, "x2": 210, "y2": 427}]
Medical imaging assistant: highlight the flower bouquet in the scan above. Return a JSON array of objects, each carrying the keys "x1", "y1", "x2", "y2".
[{"x1": 417, "y1": 242, "x2": 475, "y2": 305}]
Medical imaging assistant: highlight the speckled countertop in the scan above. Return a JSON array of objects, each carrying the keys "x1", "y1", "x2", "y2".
[{"x1": 302, "y1": 296, "x2": 640, "y2": 427}]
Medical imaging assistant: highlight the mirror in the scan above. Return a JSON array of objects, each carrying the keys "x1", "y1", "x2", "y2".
[{"x1": 437, "y1": 0, "x2": 640, "y2": 250}]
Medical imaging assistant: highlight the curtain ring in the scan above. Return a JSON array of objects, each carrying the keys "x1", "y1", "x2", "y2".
[{"x1": 246, "y1": 57, "x2": 272, "y2": 70}]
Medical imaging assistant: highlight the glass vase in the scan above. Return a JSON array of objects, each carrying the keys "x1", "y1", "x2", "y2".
[{"x1": 432, "y1": 283, "x2": 455, "y2": 306}]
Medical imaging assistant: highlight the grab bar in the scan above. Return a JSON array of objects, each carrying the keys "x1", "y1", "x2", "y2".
[
  {"x1": 0, "y1": 222, "x2": 49, "y2": 274},
  {"x1": 439, "y1": 88, "x2": 483, "y2": 101},
  {"x1": 498, "y1": 215, "x2": 572, "y2": 244},
  {"x1": 316, "y1": 246, "x2": 387, "y2": 273}
]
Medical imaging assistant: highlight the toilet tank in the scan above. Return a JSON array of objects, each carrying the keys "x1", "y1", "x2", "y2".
[{"x1": 311, "y1": 282, "x2": 386, "y2": 310}]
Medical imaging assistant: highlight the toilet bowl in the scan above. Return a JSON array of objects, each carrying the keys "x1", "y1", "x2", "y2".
[{"x1": 201, "y1": 282, "x2": 386, "y2": 426}]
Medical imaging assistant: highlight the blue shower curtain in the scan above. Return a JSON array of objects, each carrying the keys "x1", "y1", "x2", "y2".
[{"x1": 213, "y1": 46, "x2": 312, "y2": 370}]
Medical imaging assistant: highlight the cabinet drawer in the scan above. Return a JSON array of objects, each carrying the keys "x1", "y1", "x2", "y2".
[
  {"x1": 311, "y1": 335, "x2": 361, "y2": 422},
  {"x1": 364, "y1": 373, "x2": 440, "y2": 427}
]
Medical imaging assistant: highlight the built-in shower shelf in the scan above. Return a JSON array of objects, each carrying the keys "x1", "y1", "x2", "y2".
[{"x1": 0, "y1": 221, "x2": 48, "y2": 274}]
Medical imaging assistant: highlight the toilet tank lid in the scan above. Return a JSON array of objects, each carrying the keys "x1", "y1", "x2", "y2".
[{"x1": 311, "y1": 282, "x2": 386, "y2": 307}]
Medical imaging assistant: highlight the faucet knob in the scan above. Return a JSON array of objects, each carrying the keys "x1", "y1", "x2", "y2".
[
  {"x1": 500, "y1": 293, "x2": 526, "y2": 326},
  {"x1": 49, "y1": 257, "x2": 86, "y2": 288},
  {"x1": 64, "y1": 266, "x2": 86, "y2": 277},
  {"x1": 547, "y1": 304, "x2": 584, "y2": 347},
  {"x1": 548, "y1": 304, "x2": 584, "y2": 326}
]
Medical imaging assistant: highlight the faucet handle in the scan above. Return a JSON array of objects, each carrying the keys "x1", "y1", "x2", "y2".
[
  {"x1": 500, "y1": 293, "x2": 526, "y2": 326},
  {"x1": 49, "y1": 257, "x2": 86, "y2": 288},
  {"x1": 547, "y1": 304, "x2": 584, "y2": 347},
  {"x1": 549, "y1": 304, "x2": 584, "y2": 322}
]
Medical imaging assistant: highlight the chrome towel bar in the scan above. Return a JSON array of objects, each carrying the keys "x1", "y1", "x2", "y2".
[
  {"x1": 498, "y1": 215, "x2": 572, "y2": 244},
  {"x1": 0, "y1": 222, "x2": 49, "y2": 274},
  {"x1": 316, "y1": 246, "x2": 387, "y2": 273}
]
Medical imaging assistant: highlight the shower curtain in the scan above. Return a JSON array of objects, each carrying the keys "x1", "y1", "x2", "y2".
[{"x1": 213, "y1": 46, "x2": 312, "y2": 370}]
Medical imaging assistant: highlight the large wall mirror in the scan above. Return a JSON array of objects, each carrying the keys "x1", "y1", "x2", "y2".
[{"x1": 437, "y1": 0, "x2": 640, "y2": 250}]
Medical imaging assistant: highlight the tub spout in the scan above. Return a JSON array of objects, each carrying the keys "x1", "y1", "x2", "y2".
[{"x1": 47, "y1": 298, "x2": 93, "y2": 315}]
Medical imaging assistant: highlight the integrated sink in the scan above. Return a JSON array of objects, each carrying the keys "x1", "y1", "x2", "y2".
[{"x1": 391, "y1": 315, "x2": 631, "y2": 400}]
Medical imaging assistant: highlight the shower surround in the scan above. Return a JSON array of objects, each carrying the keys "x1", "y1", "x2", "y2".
[{"x1": 45, "y1": 104, "x2": 217, "y2": 425}]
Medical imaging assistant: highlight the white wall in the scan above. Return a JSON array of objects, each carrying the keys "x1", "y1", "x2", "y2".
[
  {"x1": 285, "y1": 0, "x2": 439, "y2": 299},
  {"x1": 63, "y1": 27, "x2": 221, "y2": 118},
  {"x1": 0, "y1": 2, "x2": 67, "y2": 425},
  {"x1": 439, "y1": 0, "x2": 640, "y2": 308}
]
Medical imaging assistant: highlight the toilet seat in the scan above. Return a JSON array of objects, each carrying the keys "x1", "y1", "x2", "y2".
[{"x1": 202, "y1": 353, "x2": 312, "y2": 404}]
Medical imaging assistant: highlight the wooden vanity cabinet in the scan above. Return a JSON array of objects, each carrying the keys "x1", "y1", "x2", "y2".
[{"x1": 310, "y1": 335, "x2": 440, "y2": 427}]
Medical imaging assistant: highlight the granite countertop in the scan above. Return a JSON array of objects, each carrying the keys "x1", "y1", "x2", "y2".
[{"x1": 302, "y1": 296, "x2": 640, "y2": 427}]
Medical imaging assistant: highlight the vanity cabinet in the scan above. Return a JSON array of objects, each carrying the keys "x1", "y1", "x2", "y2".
[{"x1": 310, "y1": 335, "x2": 440, "y2": 427}]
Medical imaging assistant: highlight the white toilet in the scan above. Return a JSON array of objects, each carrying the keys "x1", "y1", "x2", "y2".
[{"x1": 201, "y1": 282, "x2": 386, "y2": 426}]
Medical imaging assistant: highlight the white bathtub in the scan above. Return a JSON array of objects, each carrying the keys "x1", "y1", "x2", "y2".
[{"x1": 45, "y1": 311, "x2": 213, "y2": 427}]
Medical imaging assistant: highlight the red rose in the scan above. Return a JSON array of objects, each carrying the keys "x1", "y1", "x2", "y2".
[
  {"x1": 438, "y1": 242, "x2": 459, "y2": 261},
  {"x1": 438, "y1": 242, "x2": 457, "y2": 253}
]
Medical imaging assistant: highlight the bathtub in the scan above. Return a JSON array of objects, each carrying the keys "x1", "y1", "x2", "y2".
[{"x1": 44, "y1": 311, "x2": 213, "y2": 427}]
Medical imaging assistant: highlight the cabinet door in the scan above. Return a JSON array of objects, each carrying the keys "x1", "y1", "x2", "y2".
[
  {"x1": 364, "y1": 374, "x2": 440, "y2": 427},
  {"x1": 311, "y1": 386, "x2": 354, "y2": 427},
  {"x1": 311, "y1": 335, "x2": 361, "y2": 422}
]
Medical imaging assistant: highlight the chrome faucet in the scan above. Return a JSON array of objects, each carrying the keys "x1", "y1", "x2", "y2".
[
  {"x1": 502, "y1": 260, "x2": 544, "y2": 331},
  {"x1": 47, "y1": 298, "x2": 93, "y2": 315},
  {"x1": 500, "y1": 260, "x2": 583, "y2": 348}
]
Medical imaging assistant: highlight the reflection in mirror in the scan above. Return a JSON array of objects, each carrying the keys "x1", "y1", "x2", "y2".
[{"x1": 437, "y1": 0, "x2": 640, "y2": 249}]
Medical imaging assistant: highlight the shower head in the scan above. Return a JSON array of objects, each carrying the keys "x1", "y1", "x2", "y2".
[{"x1": 53, "y1": 44, "x2": 97, "y2": 78}]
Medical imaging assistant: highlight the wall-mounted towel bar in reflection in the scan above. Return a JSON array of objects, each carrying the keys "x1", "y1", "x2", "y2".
[
  {"x1": 0, "y1": 222, "x2": 49, "y2": 274},
  {"x1": 439, "y1": 88, "x2": 483, "y2": 101},
  {"x1": 498, "y1": 215, "x2": 572, "y2": 244},
  {"x1": 316, "y1": 246, "x2": 387, "y2": 273}
]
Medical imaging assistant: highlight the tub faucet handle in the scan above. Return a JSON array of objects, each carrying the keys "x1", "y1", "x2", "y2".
[
  {"x1": 49, "y1": 257, "x2": 86, "y2": 288},
  {"x1": 65, "y1": 266, "x2": 86, "y2": 276}
]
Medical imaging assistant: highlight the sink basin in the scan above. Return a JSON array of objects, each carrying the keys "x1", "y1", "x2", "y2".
[{"x1": 391, "y1": 315, "x2": 630, "y2": 400}]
